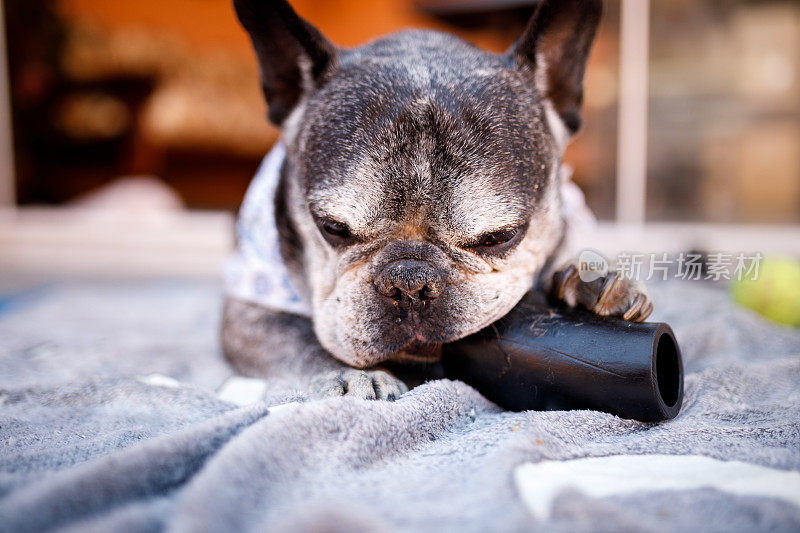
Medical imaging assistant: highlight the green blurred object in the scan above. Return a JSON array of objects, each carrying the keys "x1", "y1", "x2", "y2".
[{"x1": 731, "y1": 256, "x2": 800, "y2": 327}]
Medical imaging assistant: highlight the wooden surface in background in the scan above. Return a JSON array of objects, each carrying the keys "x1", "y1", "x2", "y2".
[{"x1": 57, "y1": 0, "x2": 516, "y2": 58}]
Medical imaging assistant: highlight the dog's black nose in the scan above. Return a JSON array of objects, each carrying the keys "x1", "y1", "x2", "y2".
[{"x1": 375, "y1": 259, "x2": 444, "y2": 306}]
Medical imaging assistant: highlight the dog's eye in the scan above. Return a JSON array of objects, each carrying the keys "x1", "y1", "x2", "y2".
[
  {"x1": 477, "y1": 229, "x2": 518, "y2": 247},
  {"x1": 316, "y1": 218, "x2": 355, "y2": 246},
  {"x1": 468, "y1": 225, "x2": 526, "y2": 255}
]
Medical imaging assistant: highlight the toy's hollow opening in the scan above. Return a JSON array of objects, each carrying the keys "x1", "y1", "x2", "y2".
[{"x1": 655, "y1": 332, "x2": 680, "y2": 407}]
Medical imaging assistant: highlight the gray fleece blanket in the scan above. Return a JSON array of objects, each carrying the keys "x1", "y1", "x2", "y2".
[{"x1": 0, "y1": 279, "x2": 798, "y2": 532}]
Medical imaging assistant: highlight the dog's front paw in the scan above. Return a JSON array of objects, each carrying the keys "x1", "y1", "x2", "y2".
[
  {"x1": 309, "y1": 369, "x2": 409, "y2": 401},
  {"x1": 551, "y1": 264, "x2": 653, "y2": 322}
]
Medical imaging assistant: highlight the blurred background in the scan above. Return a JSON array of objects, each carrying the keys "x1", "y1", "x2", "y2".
[{"x1": 1, "y1": 0, "x2": 799, "y2": 285}]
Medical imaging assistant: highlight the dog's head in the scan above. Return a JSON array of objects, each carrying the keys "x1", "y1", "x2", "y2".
[{"x1": 234, "y1": 0, "x2": 602, "y2": 367}]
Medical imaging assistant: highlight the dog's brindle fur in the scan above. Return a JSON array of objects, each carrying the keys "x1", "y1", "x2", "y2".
[{"x1": 222, "y1": 0, "x2": 652, "y2": 399}]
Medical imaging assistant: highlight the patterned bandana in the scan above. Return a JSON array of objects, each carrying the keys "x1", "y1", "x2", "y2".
[{"x1": 223, "y1": 140, "x2": 312, "y2": 316}]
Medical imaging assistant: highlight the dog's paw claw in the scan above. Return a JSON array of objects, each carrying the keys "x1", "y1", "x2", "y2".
[
  {"x1": 551, "y1": 265, "x2": 653, "y2": 322},
  {"x1": 622, "y1": 292, "x2": 653, "y2": 322},
  {"x1": 310, "y1": 369, "x2": 408, "y2": 401}
]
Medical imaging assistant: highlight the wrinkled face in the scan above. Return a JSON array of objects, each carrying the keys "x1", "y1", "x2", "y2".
[{"x1": 284, "y1": 33, "x2": 566, "y2": 368}]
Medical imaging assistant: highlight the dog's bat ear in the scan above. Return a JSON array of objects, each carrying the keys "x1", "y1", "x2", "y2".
[
  {"x1": 510, "y1": 0, "x2": 603, "y2": 135},
  {"x1": 234, "y1": 0, "x2": 337, "y2": 126}
]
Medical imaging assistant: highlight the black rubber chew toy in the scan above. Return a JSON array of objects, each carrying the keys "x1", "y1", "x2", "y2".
[{"x1": 441, "y1": 305, "x2": 683, "y2": 422}]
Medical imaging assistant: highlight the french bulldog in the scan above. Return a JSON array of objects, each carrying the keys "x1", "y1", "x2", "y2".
[{"x1": 221, "y1": 0, "x2": 652, "y2": 400}]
